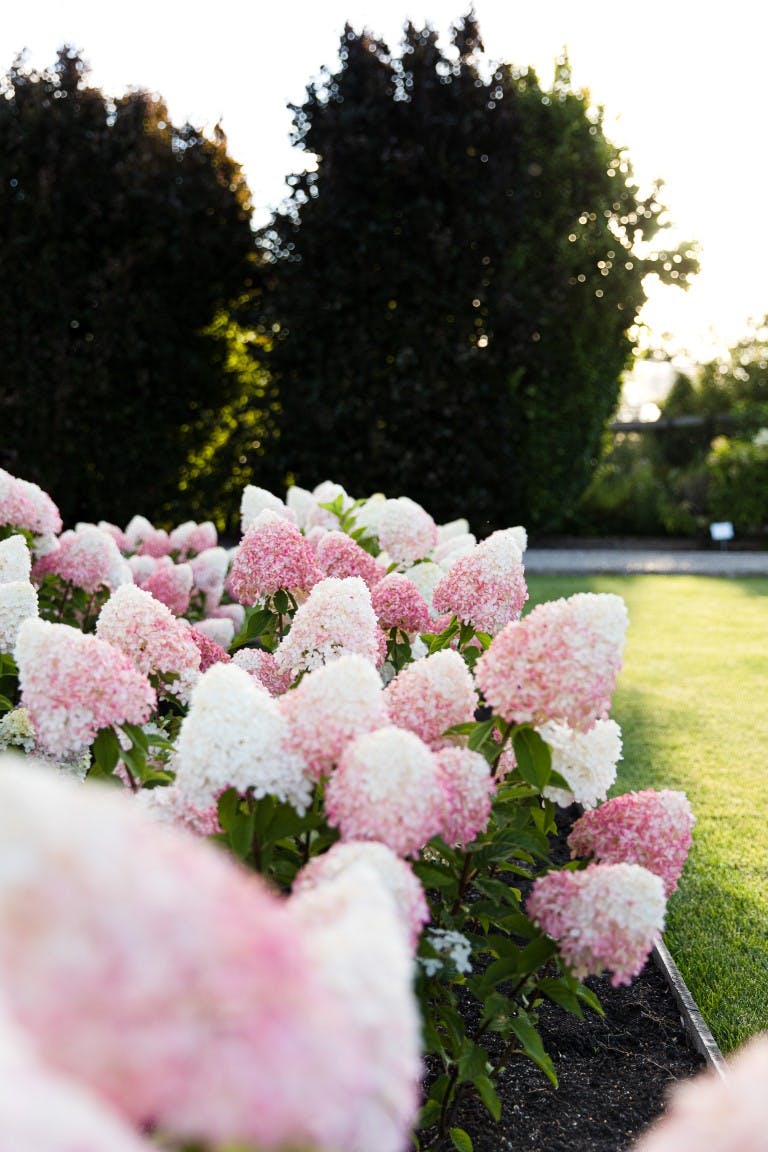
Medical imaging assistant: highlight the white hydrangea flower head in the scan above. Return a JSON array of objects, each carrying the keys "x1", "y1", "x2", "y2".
[
  {"x1": 419, "y1": 928, "x2": 473, "y2": 976},
  {"x1": 436, "y1": 518, "x2": 471, "y2": 544},
  {"x1": 0, "y1": 535, "x2": 31, "y2": 583},
  {"x1": 378, "y1": 497, "x2": 438, "y2": 565},
  {"x1": 288, "y1": 863, "x2": 422, "y2": 1152},
  {"x1": 293, "y1": 839, "x2": 430, "y2": 950},
  {"x1": 173, "y1": 662, "x2": 312, "y2": 814},
  {"x1": 400, "y1": 560, "x2": 444, "y2": 616},
  {"x1": 128, "y1": 554, "x2": 157, "y2": 583},
  {"x1": 123, "y1": 515, "x2": 156, "y2": 552},
  {"x1": 285, "y1": 485, "x2": 318, "y2": 531},
  {"x1": 274, "y1": 576, "x2": 384, "y2": 679},
  {"x1": 352, "y1": 492, "x2": 387, "y2": 538},
  {"x1": 0, "y1": 707, "x2": 36, "y2": 753},
  {"x1": 190, "y1": 546, "x2": 230, "y2": 594},
  {"x1": 240, "y1": 485, "x2": 296, "y2": 534},
  {"x1": 540, "y1": 718, "x2": 623, "y2": 808},
  {"x1": 432, "y1": 533, "x2": 477, "y2": 571},
  {"x1": 0, "y1": 581, "x2": 38, "y2": 654},
  {"x1": 192, "y1": 617, "x2": 235, "y2": 649}
]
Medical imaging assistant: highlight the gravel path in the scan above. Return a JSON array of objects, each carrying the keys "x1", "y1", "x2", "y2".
[{"x1": 524, "y1": 548, "x2": 768, "y2": 577}]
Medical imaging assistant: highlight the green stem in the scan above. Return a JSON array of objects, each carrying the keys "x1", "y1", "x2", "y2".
[{"x1": 450, "y1": 852, "x2": 475, "y2": 916}]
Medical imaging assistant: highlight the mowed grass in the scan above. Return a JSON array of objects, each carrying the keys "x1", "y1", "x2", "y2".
[{"x1": 526, "y1": 573, "x2": 768, "y2": 1052}]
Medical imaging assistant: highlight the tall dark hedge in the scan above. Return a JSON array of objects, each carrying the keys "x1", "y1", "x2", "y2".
[
  {"x1": 0, "y1": 48, "x2": 255, "y2": 526},
  {"x1": 253, "y1": 14, "x2": 696, "y2": 531}
]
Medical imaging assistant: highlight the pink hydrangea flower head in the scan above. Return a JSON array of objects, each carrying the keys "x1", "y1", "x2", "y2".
[
  {"x1": 211, "y1": 601, "x2": 245, "y2": 632},
  {"x1": 96, "y1": 584, "x2": 201, "y2": 703},
  {"x1": 434, "y1": 746, "x2": 495, "y2": 847},
  {"x1": 288, "y1": 861, "x2": 422, "y2": 1152},
  {"x1": 0, "y1": 534, "x2": 31, "y2": 582},
  {"x1": 314, "y1": 529, "x2": 385, "y2": 589},
  {"x1": 0, "y1": 581, "x2": 38, "y2": 655},
  {"x1": 0, "y1": 1006, "x2": 157, "y2": 1152},
  {"x1": 134, "y1": 781, "x2": 222, "y2": 837},
  {"x1": 173, "y1": 662, "x2": 312, "y2": 814},
  {"x1": 378, "y1": 496, "x2": 438, "y2": 565},
  {"x1": 280, "y1": 653, "x2": 390, "y2": 781},
  {"x1": 539, "y1": 718, "x2": 623, "y2": 809},
  {"x1": 632, "y1": 1034, "x2": 768, "y2": 1152},
  {"x1": 140, "y1": 556, "x2": 193, "y2": 616},
  {"x1": 14, "y1": 617, "x2": 155, "y2": 756},
  {"x1": 121, "y1": 515, "x2": 168, "y2": 558},
  {"x1": 325, "y1": 725, "x2": 447, "y2": 857},
  {"x1": 476, "y1": 592, "x2": 628, "y2": 731},
  {"x1": 274, "y1": 575, "x2": 384, "y2": 678},
  {"x1": 189, "y1": 627, "x2": 233, "y2": 672},
  {"x1": 32, "y1": 524, "x2": 131, "y2": 593},
  {"x1": 371, "y1": 572, "x2": 431, "y2": 633},
  {"x1": 0, "y1": 468, "x2": 62, "y2": 540},
  {"x1": 568, "y1": 788, "x2": 696, "y2": 897},
  {"x1": 293, "y1": 839, "x2": 429, "y2": 950},
  {"x1": 432, "y1": 528, "x2": 528, "y2": 635},
  {"x1": 0, "y1": 755, "x2": 372, "y2": 1151},
  {"x1": 527, "y1": 862, "x2": 666, "y2": 987},
  {"x1": 385, "y1": 648, "x2": 477, "y2": 749},
  {"x1": 232, "y1": 647, "x2": 292, "y2": 695},
  {"x1": 169, "y1": 519, "x2": 218, "y2": 558},
  {"x1": 98, "y1": 519, "x2": 129, "y2": 552},
  {"x1": 228, "y1": 510, "x2": 322, "y2": 605},
  {"x1": 240, "y1": 484, "x2": 296, "y2": 533}
]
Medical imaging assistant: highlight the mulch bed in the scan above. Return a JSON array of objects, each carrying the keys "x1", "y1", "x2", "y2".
[{"x1": 419, "y1": 806, "x2": 707, "y2": 1151}]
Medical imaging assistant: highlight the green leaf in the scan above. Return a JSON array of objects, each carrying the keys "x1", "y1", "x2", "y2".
[
  {"x1": 576, "y1": 983, "x2": 605, "y2": 1017},
  {"x1": 272, "y1": 588, "x2": 290, "y2": 615},
  {"x1": 509, "y1": 1012, "x2": 558, "y2": 1085},
  {"x1": 230, "y1": 606, "x2": 274, "y2": 651},
  {"x1": 450, "y1": 1127, "x2": 473, "y2": 1152},
  {"x1": 121, "y1": 722, "x2": 149, "y2": 754},
  {"x1": 412, "y1": 862, "x2": 456, "y2": 890},
  {"x1": 0, "y1": 694, "x2": 13, "y2": 712},
  {"x1": 457, "y1": 1042, "x2": 488, "y2": 1081},
  {"x1": 473, "y1": 1074, "x2": 502, "y2": 1122},
  {"x1": 217, "y1": 787, "x2": 241, "y2": 832},
  {"x1": 91, "y1": 727, "x2": 120, "y2": 776},
  {"x1": 512, "y1": 727, "x2": 552, "y2": 789},
  {"x1": 537, "y1": 977, "x2": 583, "y2": 1017},
  {"x1": 416, "y1": 1099, "x2": 442, "y2": 1129}
]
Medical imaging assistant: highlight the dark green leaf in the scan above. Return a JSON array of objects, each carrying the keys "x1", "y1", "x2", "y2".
[
  {"x1": 91, "y1": 727, "x2": 120, "y2": 776},
  {"x1": 450, "y1": 1127, "x2": 473, "y2": 1152},
  {"x1": 473, "y1": 1074, "x2": 501, "y2": 1122},
  {"x1": 512, "y1": 727, "x2": 552, "y2": 789}
]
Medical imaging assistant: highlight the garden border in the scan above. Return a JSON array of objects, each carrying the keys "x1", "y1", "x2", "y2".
[{"x1": 652, "y1": 938, "x2": 727, "y2": 1077}]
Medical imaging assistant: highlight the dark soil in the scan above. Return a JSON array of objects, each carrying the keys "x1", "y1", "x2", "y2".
[{"x1": 420, "y1": 807, "x2": 707, "y2": 1151}]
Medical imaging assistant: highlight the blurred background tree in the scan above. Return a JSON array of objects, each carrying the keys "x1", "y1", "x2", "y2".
[
  {"x1": 0, "y1": 47, "x2": 269, "y2": 528},
  {"x1": 570, "y1": 318, "x2": 768, "y2": 539},
  {"x1": 251, "y1": 11, "x2": 697, "y2": 531}
]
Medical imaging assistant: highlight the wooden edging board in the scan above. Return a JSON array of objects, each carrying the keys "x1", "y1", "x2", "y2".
[{"x1": 652, "y1": 937, "x2": 728, "y2": 1079}]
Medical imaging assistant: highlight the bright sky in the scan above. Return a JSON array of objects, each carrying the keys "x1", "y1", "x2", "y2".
[{"x1": 2, "y1": 1, "x2": 766, "y2": 362}]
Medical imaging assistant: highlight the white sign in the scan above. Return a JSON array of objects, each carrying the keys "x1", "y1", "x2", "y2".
[{"x1": 710, "y1": 521, "x2": 734, "y2": 542}]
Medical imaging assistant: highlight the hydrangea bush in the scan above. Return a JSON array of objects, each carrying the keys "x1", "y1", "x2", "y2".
[{"x1": 0, "y1": 465, "x2": 702, "y2": 1152}]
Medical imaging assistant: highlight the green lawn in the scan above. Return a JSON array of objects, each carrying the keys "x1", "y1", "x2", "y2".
[{"x1": 526, "y1": 573, "x2": 768, "y2": 1052}]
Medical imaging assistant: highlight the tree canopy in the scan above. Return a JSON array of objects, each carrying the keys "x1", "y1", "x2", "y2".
[
  {"x1": 0, "y1": 48, "x2": 257, "y2": 526},
  {"x1": 252, "y1": 13, "x2": 697, "y2": 531}
]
